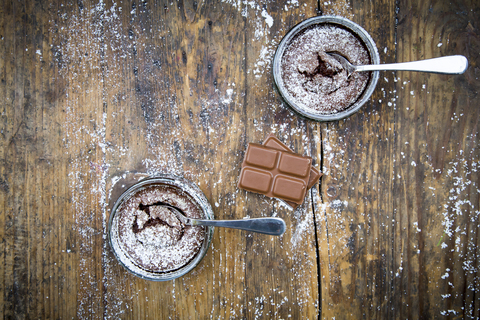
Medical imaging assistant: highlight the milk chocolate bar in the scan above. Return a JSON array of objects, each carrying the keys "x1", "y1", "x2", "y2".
[
  {"x1": 263, "y1": 134, "x2": 322, "y2": 189},
  {"x1": 263, "y1": 134, "x2": 322, "y2": 208},
  {"x1": 238, "y1": 143, "x2": 312, "y2": 204}
]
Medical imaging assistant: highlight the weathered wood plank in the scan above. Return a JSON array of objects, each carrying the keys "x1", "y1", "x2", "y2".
[
  {"x1": 48, "y1": 0, "x2": 113, "y2": 317},
  {"x1": 394, "y1": 0, "x2": 480, "y2": 318},
  {"x1": 43, "y1": 2, "x2": 72, "y2": 318},
  {"x1": 314, "y1": 0, "x2": 400, "y2": 319},
  {"x1": 0, "y1": 0, "x2": 7, "y2": 318},
  {"x1": 25, "y1": 0, "x2": 39, "y2": 316},
  {"x1": 8, "y1": 0, "x2": 31, "y2": 317}
]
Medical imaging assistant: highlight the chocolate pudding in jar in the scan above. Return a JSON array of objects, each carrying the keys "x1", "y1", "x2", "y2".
[
  {"x1": 273, "y1": 16, "x2": 380, "y2": 121},
  {"x1": 109, "y1": 176, "x2": 213, "y2": 280},
  {"x1": 281, "y1": 24, "x2": 371, "y2": 114}
]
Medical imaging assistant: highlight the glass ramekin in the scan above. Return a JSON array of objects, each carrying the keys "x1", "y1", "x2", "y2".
[
  {"x1": 273, "y1": 15, "x2": 380, "y2": 121},
  {"x1": 108, "y1": 174, "x2": 214, "y2": 281}
]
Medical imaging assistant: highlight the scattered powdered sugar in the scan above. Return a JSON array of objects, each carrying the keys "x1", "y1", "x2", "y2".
[
  {"x1": 261, "y1": 8, "x2": 274, "y2": 28},
  {"x1": 222, "y1": 88, "x2": 235, "y2": 104},
  {"x1": 253, "y1": 41, "x2": 278, "y2": 78},
  {"x1": 437, "y1": 148, "x2": 479, "y2": 240},
  {"x1": 290, "y1": 195, "x2": 315, "y2": 250},
  {"x1": 50, "y1": 1, "x2": 131, "y2": 317},
  {"x1": 427, "y1": 144, "x2": 480, "y2": 316},
  {"x1": 320, "y1": 0, "x2": 353, "y2": 17},
  {"x1": 221, "y1": 0, "x2": 304, "y2": 80}
]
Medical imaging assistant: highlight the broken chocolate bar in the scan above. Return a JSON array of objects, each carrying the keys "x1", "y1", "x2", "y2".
[
  {"x1": 263, "y1": 134, "x2": 322, "y2": 208},
  {"x1": 263, "y1": 134, "x2": 322, "y2": 189},
  {"x1": 238, "y1": 143, "x2": 312, "y2": 204}
]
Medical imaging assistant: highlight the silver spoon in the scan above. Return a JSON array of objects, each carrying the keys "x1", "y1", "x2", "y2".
[
  {"x1": 160, "y1": 204, "x2": 286, "y2": 236},
  {"x1": 328, "y1": 53, "x2": 468, "y2": 75}
]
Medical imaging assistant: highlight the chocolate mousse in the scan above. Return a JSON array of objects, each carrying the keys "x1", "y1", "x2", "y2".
[
  {"x1": 280, "y1": 24, "x2": 371, "y2": 114},
  {"x1": 115, "y1": 184, "x2": 205, "y2": 273}
]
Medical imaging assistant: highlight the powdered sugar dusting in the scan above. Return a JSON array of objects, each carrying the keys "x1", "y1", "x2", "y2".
[
  {"x1": 50, "y1": 0, "x2": 130, "y2": 317},
  {"x1": 434, "y1": 146, "x2": 480, "y2": 315},
  {"x1": 221, "y1": 0, "x2": 305, "y2": 80},
  {"x1": 112, "y1": 185, "x2": 205, "y2": 273}
]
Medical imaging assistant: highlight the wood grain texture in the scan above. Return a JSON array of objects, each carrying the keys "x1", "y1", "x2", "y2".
[
  {"x1": 393, "y1": 0, "x2": 480, "y2": 318},
  {"x1": 1, "y1": 0, "x2": 479, "y2": 318}
]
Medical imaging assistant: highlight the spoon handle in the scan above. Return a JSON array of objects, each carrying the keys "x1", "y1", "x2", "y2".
[
  {"x1": 190, "y1": 217, "x2": 286, "y2": 236},
  {"x1": 357, "y1": 55, "x2": 468, "y2": 74}
]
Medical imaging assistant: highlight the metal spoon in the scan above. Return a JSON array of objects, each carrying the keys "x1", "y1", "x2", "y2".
[
  {"x1": 160, "y1": 204, "x2": 286, "y2": 236},
  {"x1": 328, "y1": 53, "x2": 468, "y2": 75}
]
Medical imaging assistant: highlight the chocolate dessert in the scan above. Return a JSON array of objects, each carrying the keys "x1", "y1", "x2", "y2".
[
  {"x1": 114, "y1": 185, "x2": 205, "y2": 273},
  {"x1": 280, "y1": 24, "x2": 371, "y2": 114}
]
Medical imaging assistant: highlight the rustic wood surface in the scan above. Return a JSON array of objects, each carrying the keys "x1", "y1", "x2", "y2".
[{"x1": 1, "y1": 0, "x2": 478, "y2": 318}]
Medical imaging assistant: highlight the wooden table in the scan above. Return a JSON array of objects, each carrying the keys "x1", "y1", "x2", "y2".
[{"x1": 1, "y1": 0, "x2": 479, "y2": 318}]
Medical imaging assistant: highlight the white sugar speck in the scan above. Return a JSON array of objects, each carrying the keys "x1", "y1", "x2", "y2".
[{"x1": 261, "y1": 8, "x2": 274, "y2": 28}]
